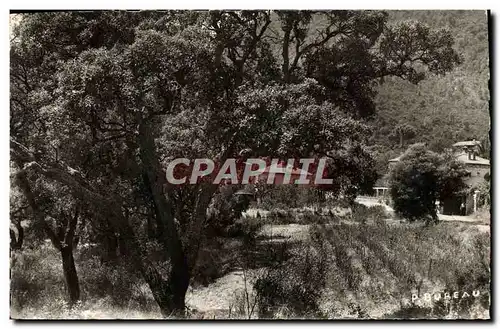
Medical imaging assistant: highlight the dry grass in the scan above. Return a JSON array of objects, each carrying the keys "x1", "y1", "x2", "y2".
[
  {"x1": 10, "y1": 208, "x2": 490, "y2": 319},
  {"x1": 473, "y1": 208, "x2": 491, "y2": 225},
  {"x1": 308, "y1": 221, "x2": 490, "y2": 319},
  {"x1": 10, "y1": 242, "x2": 161, "y2": 319}
]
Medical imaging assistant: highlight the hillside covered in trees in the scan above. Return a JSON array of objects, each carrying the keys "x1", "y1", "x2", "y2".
[{"x1": 369, "y1": 11, "x2": 490, "y2": 175}]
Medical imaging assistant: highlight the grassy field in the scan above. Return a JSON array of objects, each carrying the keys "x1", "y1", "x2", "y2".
[
  {"x1": 309, "y1": 221, "x2": 490, "y2": 319},
  {"x1": 10, "y1": 205, "x2": 490, "y2": 319}
]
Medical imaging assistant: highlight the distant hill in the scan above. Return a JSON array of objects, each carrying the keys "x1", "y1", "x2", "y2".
[{"x1": 370, "y1": 10, "x2": 490, "y2": 174}]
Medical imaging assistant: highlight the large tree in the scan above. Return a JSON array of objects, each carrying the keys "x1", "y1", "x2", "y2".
[
  {"x1": 10, "y1": 11, "x2": 461, "y2": 316},
  {"x1": 389, "y1": 143, "x2": 469, "y2": 222}
]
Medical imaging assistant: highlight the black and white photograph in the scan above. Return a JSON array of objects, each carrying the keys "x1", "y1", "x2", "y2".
[{"x1": 8, "y1": 9, "x2": 491, "y2": 320}]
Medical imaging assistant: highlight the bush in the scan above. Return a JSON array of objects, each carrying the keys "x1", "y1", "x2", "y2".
[
  {"x1": 225, "y1": 218, "x2": 263, "y2": 244},
  {"x1": 262, "y1": 209, "x2": 336, "y2": 225},
  {"x1": 206, "y1": 186, "x2": 252, "y2": 236},
  {"x1": 304, "y1": 220, "x2": 490, "y2": 319},
  {"x1": 301, "y1": 211, "x2": 328, "y2": 225},
  {"x1": 266, "y1": 209, "x2": 296, "y2": 224},
  {"x1": 10, "y1": 244, "x2": 65, "y2": 312},
  {"x1": 11, "y1": 242, "x2": 159, "y2": 319},
  {"x1": 79, "y1": 257, "x2": 147, "y2": 307},
  {"x1": 253, "y1": 243, "x2": 327, "y2": 318},
  {"x1": 258, "y1": 185, "x2": 326, "y2": 211},
  {"x1": 389, "y1": 144, "x2": 468, "y2": 222},
  {"x1": 351, "y1": 203, "x2": 387, "y2": 223}
]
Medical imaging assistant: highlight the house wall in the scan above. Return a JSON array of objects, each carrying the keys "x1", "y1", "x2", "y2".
[
  {"x1": 464, "y1": 164, "x2": 490, "y2": 188},
  {"x1": 442, "y1": 196, "x2": 461, "y2": 215},
  {"x1": 387, "y1": 156, "x2": 489, "y2": 216},
  {"x1": 388, "y1": 162, "x2": 398, "y2": 170}
]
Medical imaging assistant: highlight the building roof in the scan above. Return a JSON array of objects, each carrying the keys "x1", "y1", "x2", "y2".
[
  {"x1": 453, "y1": 140, "x2": 481, "y2": 147},
  {"x1": 374, "y1": 174, "x2": 390, "y2": 187},
  {"x1": 388, "y1": 155, "x2": 402, "y2": 163},
  {"x1": 234, "y1": 190, "x2": 255, "y2": 196},
  {"x1": 455, "y1": 152, "x2": 490, "y2": 166}
]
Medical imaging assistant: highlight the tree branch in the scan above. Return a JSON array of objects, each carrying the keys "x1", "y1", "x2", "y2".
[
  {"x1": 10, "y1": 138, "x2": 119, "y2": 211},
  {"x1": 14, "y1": 168, "x2": 62, "y2": 250}
]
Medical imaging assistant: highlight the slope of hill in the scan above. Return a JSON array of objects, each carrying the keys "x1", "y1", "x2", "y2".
[{"x1": 370, "y1": 11, "x2": 490, "y2": 174}]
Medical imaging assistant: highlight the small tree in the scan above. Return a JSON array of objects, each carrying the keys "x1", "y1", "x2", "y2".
[
  {"x1": 438, "y1": 150, "x2": 470, "y2": 203},
  {"x1": 390, "y1": 143, "x2": 468, "y2": 222},
  {"x1": 392, "y1": 123, "x2": 417, "y2": 148}
]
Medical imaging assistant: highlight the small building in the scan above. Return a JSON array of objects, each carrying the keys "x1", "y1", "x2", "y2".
[
  {"x1": 388, "y1": 155, "x2": 402, "y2": 168},
  {"x1": 371, "y1": 156, "x2": 400, "y2": 198},
  {"x1": 381, "y1": 140, "x2": 490, "y2": 215},
  {"x1": 373, "y1": 175, "x2": 390, "y2": 198},
  {"x1": 452, "y1": 140, "x2": 490, "y2": 187},
  {"x1": 445, "y1": 140, "x2": 490, "y2": 215}
]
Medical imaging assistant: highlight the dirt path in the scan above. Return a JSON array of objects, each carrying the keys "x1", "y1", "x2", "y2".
[
  {"x1": 356, "y1": 196, "x2": 488, "y2": 226},
  {"x1": 438, "y1": 213, "x2": 483, "y2": 222},
  {"x1": 259, "y1": 224, "x2": 310, "y2": 241},
  {"x1": 186, "y1": 269, "x2": 262, "y2": 318},
  {"x1": 356, "y1": 196, "x2": 395, "y2": 213}
]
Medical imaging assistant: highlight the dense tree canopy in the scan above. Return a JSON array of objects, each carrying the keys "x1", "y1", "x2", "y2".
[
  {"x1": 389, "y1": 143, "x2": 469, "y2": 222},
  {"x1": 369, "y1": 11, "x2": 490, "y2": 175},
  {"x1": 10, "y1": 10, "x2": 462, "y2": 316}
]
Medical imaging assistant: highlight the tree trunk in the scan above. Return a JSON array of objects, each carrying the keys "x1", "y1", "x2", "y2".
[
  {"x1": 13, "y1": 166, "x2": 83, "y2": 305},
  {"x1": 184, "y1": 184, "x2": 218, "y2": 266},
  {"x1": 118, "y1": 234, "x2": 129, "y2": 256},
  {"x1": 137, "y1": 120, "x2": 191, "y2": 317},
  {"x1": 103, "y1": 230, "x2": 118, "y2": 262},
  {"x1": 10, "y1": 229, "x2": 17, "y2": 249},
  {"x1": 146, "y1": 215, "x2": 155, "y2": 238},
  {"x1": 12, "y1": 137, "x2": 190, "y2": 317},
  {"x1": 10, "y1": 221, "x2": 23, "y2": 250},
  {"x1": 143, "y1": 173, "x2": 161, "y2": 238},
  {"x1": 60, "y1": 246, "x2": 80, "y2": 305},
  {"x1": 119, "y1": 222, "x2": 189, "y2": 317},
  {"x1": 282, "y1": 26, "x2": 291, "y2": 83}
]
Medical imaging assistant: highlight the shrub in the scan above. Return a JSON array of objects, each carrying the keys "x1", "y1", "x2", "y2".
[
  {"x1": 11, "y1": 242, "x2": 159, "y2": 319},
  {"x1": 301, "y1": 211, "x2": 327, "y2": 225},
  {"x1": 351, "y1": 203, "x2": 387, "y2": 223},
  {"x1": 253, "y1": 243, "x2": 327, "y2": 318},
  {"x1": 258, "y1": 185, "x2": 328, "y2": 211},
  {"x1": 191, "y1": 239, "x2": 227, "y2": 287},
  {"x1": 205, "y1": 185, "x2": 253, "y2": 236},
  {"x1": 390, "y1": 144, "x2": 468, "y2": 222},
  {"x1": 192, "y1": 217, "x2": 265, "y2": 287},
  {"x1": 226, "y1": 218, "x2": 263, "y2": 244},
  {"x1": 78, "y1": 257, "x2": 149, "y2": 308},
  {"x1": 265, "y1": 209, "x2": 297, "y2": 225},
  {"x1": 10, "y1": 245, "x2": 65, "y2": 312}
]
